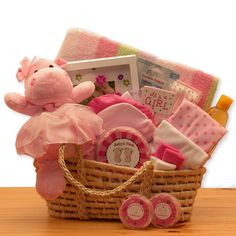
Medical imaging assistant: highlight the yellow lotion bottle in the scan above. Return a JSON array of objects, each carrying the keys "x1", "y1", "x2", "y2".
[{"x1": 208, "y1": 95, "x2": 233, "y2": 127}]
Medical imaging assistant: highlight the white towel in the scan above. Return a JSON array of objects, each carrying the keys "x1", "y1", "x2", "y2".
[
  {"x1": 152, "y1": 120, "x2": 209, "y2": 169},
  {"x1": 150, "y1": 156, "x2": 176, "y2": 170}
]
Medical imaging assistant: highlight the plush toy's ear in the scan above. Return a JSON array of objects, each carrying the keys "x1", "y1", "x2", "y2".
[
  {"x1": 16, "y1": 57, "x2": 31, "y2": 82},
  {"x1": 16, "y1": 68, "x2": 25, "y2": 82},
  {"x1": 55, "y1": 58, "x2": 67, "y2": 67}
]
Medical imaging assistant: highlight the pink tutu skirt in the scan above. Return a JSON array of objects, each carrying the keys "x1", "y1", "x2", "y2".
[{"x1": 16, "y1": 103, "x2": 104, "y2": 159}]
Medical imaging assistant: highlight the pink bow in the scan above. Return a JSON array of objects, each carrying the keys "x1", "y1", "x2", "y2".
[{"x1": 16, "y1": 57, "x2": 37, "y2": 82}]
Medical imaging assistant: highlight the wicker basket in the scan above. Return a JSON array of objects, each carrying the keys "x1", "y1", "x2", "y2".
[{"x1": 47, "y1": 145, "x2": 206, "y2": 222}]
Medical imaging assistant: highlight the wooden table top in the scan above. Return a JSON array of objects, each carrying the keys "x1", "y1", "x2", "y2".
[{"x1": 0, "y1": 188, "x2": 235, "y2": 235}]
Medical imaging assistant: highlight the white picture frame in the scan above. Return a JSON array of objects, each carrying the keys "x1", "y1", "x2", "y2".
[{"x1": 64, "y1": 55, "x2": 139, "y2": 96}]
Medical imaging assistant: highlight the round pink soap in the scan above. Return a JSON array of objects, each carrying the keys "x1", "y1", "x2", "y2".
[
  {"x1": 150, "y1": 193, "x2": 181, "y2": 228},
  {"x1": 119, "y1": 194, "x2": 154, "y2": 229},
  {"x1": 96, "y1": 127, "x2": 149, "y2": 168}
]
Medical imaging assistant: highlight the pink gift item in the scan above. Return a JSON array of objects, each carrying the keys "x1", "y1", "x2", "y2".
[
  {"x1": 141, "y1": 86, "x2": 184, "y2": 121},
  {"x1": 162, "y1": 149, "x2": 185, "y2": 170},
  {"x1": 119, "y1": 194, "x2": 154, "y2": 229},
  {"x1": 152, "y1": 120, "x2": 209, "y2": 169},
  {"x1": 154, "y1": 143, "x2": 179, "y2": 160},
  {"x1": 5, "y1": 57, "x2": 103, "y2": 200},
  {"x1": 56, "y1": 28, "x2": 218, "y2": 110},
  {"x1": 97, "y1": 103, "x2": 155, "y2": 142},
  {"x1": 150, "y1": 193, "x2": 181, "y2": 228},
  {"x1": 96, "y1": 127, "x2": 149, "y2": 168},
  {"x1": 88, "y1": 94, "x2": 155, "y2": 123},
  {"x1": 167, "y1": 99, "x2": 227, "y2": 153}
]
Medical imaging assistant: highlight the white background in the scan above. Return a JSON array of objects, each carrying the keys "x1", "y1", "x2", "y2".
[{"x1": 0, "y1": 0, "x2": 235, "y2": 187}]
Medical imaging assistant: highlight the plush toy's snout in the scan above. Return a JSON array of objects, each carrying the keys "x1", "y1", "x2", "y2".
[
  {"x1": 29, "y1": 68, "x2": 69, "y2": 87},
  {"x1": 25, "y1": 66, "x2": 73, "y2": 106}
]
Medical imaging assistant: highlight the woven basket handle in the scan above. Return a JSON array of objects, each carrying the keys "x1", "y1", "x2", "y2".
[{"x1": 58, "y1": 144, "x2": 154, "y2": 197}]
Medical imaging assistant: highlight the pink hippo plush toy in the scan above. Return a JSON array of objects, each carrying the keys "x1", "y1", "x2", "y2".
[
  {"x1": 5, "y1": 57, "x2": 104, "y2": 200},
  {"x1": 5, "y1": 57, "x2": 95, "y2": 115}
]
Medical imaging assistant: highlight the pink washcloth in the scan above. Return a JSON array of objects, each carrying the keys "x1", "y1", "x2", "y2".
[
  {"x1": 167, "y1": 99, "x2": 227, "y2": 153},
  {"x1": 162, "y1": 148, "x2": 185, "y2": 169},
  {"x1": 56, "y1": 28, "x2": 218, "y2": 110},
  {"x1": 154, "y1": 143, "x2": 179, "y2": 160}
]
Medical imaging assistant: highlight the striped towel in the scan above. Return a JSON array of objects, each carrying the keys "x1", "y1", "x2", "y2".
[{"x1": 56, "y1": 28, "x2": 218, "y2": 110}]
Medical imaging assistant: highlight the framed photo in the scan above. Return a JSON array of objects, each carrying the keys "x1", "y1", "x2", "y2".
[{"x1": 64, "y1": 55, "x2": 139, "y2": 97}]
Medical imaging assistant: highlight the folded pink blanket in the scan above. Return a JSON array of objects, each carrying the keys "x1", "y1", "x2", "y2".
[{"x1": 56, "y1": 28, "x2": 218, "y2": 110}]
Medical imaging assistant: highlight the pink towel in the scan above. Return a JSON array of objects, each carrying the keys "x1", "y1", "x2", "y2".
[
  {"x1": 167, "y1": 99, "x2": 227, "y2": 153},
  {"x1": 56, "y1": 28, "x2": 218, "y2": 110}
]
